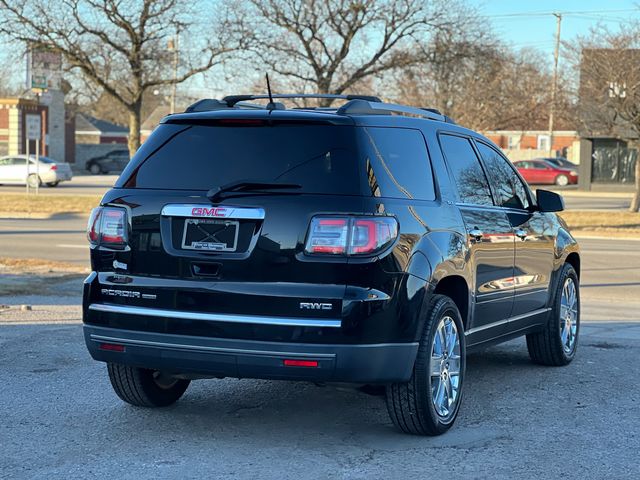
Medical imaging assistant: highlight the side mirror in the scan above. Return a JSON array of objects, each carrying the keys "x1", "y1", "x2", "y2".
[{"x1": 536, "y1": 189, "x2": 564, "y2": 212}]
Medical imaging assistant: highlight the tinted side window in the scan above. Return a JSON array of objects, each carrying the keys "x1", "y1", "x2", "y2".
[
  {"x1": 439, "y1": 134, "x2": 493, "y2": 206},
  {"x1": 476, "y1": 142, "x2": 531, "y2": 210},
  {"x1": 359, "y1": 127, "x2": 436, "y2": 200}
]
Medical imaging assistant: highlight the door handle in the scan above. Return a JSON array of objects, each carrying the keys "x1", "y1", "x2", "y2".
[
  {"x1": 468, "y1": 228, "x2": 483, "y2": 242},
  {"x1": 514, "y1": 228, "x2": 527, "y2": 240}
]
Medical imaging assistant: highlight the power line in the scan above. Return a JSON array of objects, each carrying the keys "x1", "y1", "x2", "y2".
[{"x1": 488, "y1": 8, "x2": 639, "y2": 19}]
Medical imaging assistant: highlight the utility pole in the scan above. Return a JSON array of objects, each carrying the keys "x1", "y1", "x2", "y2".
[
  {"x1": 547, "y1": 13, "x2": 562, "y2": 157},
  {"x1": 169, "y1": 27, "x2": 180, "y2": 114}
]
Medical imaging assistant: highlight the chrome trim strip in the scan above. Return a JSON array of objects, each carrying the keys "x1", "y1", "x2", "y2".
[
  {"x1": 161, "y1": 204, "x2": 266, "y2": 220},
  {"x1": 88, "y1": 303, "x2": 342, "y2": 328},
  {"x1": 466, "y1": 307, "x2": 550, "y2": 335},
  {"x1": 90, "y1": 334, "x2": 337, "y2": 358}
]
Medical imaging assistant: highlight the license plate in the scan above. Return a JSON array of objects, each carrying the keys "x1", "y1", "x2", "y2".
[{"x1": 181, "y1": 218, "x2": 239, "y2": 251}]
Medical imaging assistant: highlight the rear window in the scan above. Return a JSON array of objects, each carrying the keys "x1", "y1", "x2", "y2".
[{"x1": 117, "y1": 123, "x2": 363, "y2": 194}]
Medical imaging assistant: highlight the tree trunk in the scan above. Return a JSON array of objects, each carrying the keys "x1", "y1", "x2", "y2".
[
  {"x1": 631, "y1": 156, "x2": 640, "y2": 212},
  {"x1": 127, "y1": 106, "x2": 141, "y2": 157}
]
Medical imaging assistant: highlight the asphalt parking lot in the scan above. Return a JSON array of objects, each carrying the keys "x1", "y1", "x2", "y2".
[
  {"x1": 1, "y1": 319, "x2": 638, "y2": 479},
  {"x1": 0, "y1": 238, "x2": 639, "y2": 478}
]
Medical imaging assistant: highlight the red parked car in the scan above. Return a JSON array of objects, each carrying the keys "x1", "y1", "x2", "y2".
[{"x1": 513, "y1": 159, "x2": 578, "y2": 186}]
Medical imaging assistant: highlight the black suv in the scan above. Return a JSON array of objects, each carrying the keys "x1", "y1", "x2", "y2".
[{"x1": 83, "y1": 94, "x2": 580, "y2": 435}]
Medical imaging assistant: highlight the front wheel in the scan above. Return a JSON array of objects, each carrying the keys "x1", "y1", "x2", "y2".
[
  {"x1": 527, "y1": 264, "x2": 580, "y2": 366},
  {"x1": 107, "y1": 363, "x2": 190, "y2": 407},
  {"x1": 46, "y1": 181, "x2": 59, "y2": 187},
  {"x1": 386, "y1": 295, "x2": 466, "y2": 435}
]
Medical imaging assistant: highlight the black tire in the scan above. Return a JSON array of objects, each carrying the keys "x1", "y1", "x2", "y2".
[
  {"x1": 46, "y1": 181, "x2": 59, "y2": 187},
  {"x1": 88, "y1": 163, "x2": 102, "y2": 175},
  {"x1": 27, "y1": 174, "x2": 41, "y2": 188},
  {"x1": 107, "y1": 363, "x2": 190, "y2": 407},
  {"x1": 386, "y1": 295, "x2": 466, "y2": 436},
  {"x1": 555, "y1": 174, "x2": 569, "y2": 186},
  {"x1": 527, "y1": 264, "x2": 580, "y2": 366}
]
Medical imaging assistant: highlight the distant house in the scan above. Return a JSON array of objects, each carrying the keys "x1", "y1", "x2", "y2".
[
  {"x1": 576, "y1": 48, "x2": 640, "y2": 189},
  {"x1": 141, "y1": 105, "x2": 186, "y2": 143},
  {"x1": 75, "y1": 113, "x2": 128, "y2": 145},
  {"x1": 484, "y1": 130, "x2": 580, "y2": 162}
]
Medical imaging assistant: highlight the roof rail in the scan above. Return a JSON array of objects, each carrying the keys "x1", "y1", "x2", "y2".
[
  {"x1": 184, "y1": 99, "x2": 229, "y2": 113},
  {"x1": 337, "y1": 100, "x2": 456, "y2": 124},
  {"x1": 222, "y1": 93, "x2": 381, "y2": 107}
]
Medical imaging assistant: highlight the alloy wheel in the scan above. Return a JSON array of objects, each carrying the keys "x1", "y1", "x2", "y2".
[
  {"x1": 430, "y1": 315, "x2": 462, "y2": 418},
  {"x1": 560, "y1": 277, "x2": 579, "y2": 354}
]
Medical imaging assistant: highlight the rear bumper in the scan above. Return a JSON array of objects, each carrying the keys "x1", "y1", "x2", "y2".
[
  {"x1": 41, "y1": 171, "x2": 72, "y2": 182},
  {"x1": 83, "y1": 324, "x2": 418, "y2": 383}
]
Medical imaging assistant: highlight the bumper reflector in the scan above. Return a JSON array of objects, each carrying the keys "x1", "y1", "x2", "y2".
[
  {"x1": 99, "y1": 343, "x2": 126, "y2": 352},
  {"x1": 283, "y1": 359, "x2": 318, "y2": 368}
]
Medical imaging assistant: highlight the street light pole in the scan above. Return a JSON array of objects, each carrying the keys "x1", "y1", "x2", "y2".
[
  {"x1": 170, "y1": 28, "x2": 180, "y2": 114},
  {"x1": 547, "y1": 13, "x2": 562, "y2": 157}
]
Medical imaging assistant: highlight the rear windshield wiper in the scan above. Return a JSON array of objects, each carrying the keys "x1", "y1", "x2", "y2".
[{"x1": 207, "y1": 181, "x2": 302, "y2": 202}]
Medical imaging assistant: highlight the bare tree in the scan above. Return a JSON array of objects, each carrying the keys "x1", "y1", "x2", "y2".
[
  {"x1": 567, "y1": 23, "x2": 640, "y2": 212},
  {"x1": 244, "y1": 0, "x2": 462, "y2": 105},
  {"x1": 0, "y1": 0, "x2": 242, "y2": 155},
  {"x1": 395, "y1": 40, "x2": 574, "y2": 133}
]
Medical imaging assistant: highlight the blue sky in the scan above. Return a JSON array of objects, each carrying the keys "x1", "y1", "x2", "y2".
[{"x1": 471, "y1": 0, "x2": 640, "y2": 55}]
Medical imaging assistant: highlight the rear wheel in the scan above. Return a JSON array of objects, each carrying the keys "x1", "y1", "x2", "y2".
[
  {"x1": 386, "y1": 295, "x2": 466, "y2": 435},
  {"x1": 26, "y1": 174, "x2": 41, "y2": 188},
  {"x1": 107, "y1": 363, "x2": 190, "y2": 407},
  {"x1": 555, "y1": 174, "x2": 569, "y2": 186},
  {"x1": 527, "y1": 264, "x2": 580, "y2": 366}
]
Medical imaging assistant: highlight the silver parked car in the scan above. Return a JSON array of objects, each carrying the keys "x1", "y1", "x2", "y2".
[{"x1": 0, "y1": 155, "x2": 73, "y2": 187}]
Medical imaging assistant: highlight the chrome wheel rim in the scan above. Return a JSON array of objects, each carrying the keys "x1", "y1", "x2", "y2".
[
  {"x1": 557, "y1": 175, "x2": 569, "y2": 186},
  {"x1": 430, "y1": 316, "x2": 461, "y2": 418},
  {"x1": 560, "y1": 278, "x2": 579, "y2": 354}
]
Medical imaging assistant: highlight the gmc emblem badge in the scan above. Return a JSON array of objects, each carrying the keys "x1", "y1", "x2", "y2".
[
  {"x1": 191, "y1": 207, "x2": 228, "y2": 217},
  {"x1": 300, "y1": 302, "x2": 332, "y2": 310}
]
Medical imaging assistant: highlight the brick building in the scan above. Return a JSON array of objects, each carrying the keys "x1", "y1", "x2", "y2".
[{"x1": 0, "y1": 98, "x2": 48, "y2": 157}]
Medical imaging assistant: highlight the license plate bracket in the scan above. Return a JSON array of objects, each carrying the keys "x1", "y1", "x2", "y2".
[{"x1": 181, "y1": 218, "x2": 239, "y2": 252}]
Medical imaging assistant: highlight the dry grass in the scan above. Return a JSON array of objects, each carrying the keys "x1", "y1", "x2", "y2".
[
  {"x1": 559, "y1": 211, "x2": 640, "y2": 233},
  {"x1": 0, "y1": 257, "x2": 88, "y2": 296},
  {"x1": 0, "y1": 193, "x2": 100, "y2": 217},
  {"x1": 0, "y1": 257, "x2": 89, "y2": 275}
]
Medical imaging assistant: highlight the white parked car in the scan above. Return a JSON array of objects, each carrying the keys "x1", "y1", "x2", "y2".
[{"x1": 0, "y1": 155, "x2": 73, "y2": 187}]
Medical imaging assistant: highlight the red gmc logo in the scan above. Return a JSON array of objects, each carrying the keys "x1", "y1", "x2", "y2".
[{"x1": 191, "y1": 207, "x2": 228, "y2": 217}]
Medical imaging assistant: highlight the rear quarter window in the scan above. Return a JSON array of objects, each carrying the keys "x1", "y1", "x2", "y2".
[{"x1": 359, "y1": 127, "x2": 436, "y2": 201}]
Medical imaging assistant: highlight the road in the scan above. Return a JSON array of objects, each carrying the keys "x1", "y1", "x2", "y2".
[
  {"x1": 0, "y1": 175, "x2": 118, "y2": 197},
  {"x1": 0, "y1": 215, "x2": 89, "y2": 265},
  {"x1": 0, "y1": 235, "x2": 639, "y2": 477}
]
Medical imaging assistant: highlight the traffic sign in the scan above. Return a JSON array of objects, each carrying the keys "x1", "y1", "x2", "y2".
[{"x1": 26, "y1": 114, "x2": 41, "y2": 140}]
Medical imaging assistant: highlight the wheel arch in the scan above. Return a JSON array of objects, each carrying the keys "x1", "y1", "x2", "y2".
[
  {"x1": 432, "y1": 275, "x2": 470, "y2": 331},
  {"x1": 565, "y1": 251, "x2": 580, "y2": 279}
]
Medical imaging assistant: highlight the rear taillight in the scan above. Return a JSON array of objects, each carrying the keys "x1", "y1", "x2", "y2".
[
  {"x1": 304, "y1": 216, "x2": 398, "y2": 256},
  {"x1": 87, "y1": 206, "x2": 128, "y2": 248},
  {"x1": 50, "y1": 164, "x2": 57, "y2": 170}
]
